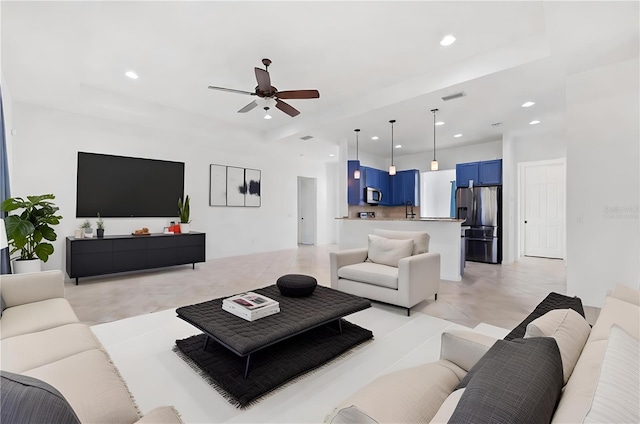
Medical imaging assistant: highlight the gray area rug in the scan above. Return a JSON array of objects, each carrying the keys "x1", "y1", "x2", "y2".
[{"x1": 174, "y1": 320, "x2": 372, "y2": 408}]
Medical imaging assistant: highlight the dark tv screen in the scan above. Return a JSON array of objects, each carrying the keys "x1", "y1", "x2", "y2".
[{"x1": 76, "y1": 152, "x2": 185, "y2": 218}]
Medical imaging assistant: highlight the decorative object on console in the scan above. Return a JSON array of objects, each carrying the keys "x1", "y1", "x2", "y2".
[
  {"x1": 80, "y1": 219, "x2": 93, "y2": 238},
  {"x1": 388, "y1": 120, "x2": 396, "y2": 176},
  {"x1": 276, "y1": 274, "x2": 318, "y2": 297},
  {"x1": 1, "y1": 194, "x2": 62, "y2": 273},
  {"x1": 96, "y1": 213, "x2": 105, "y2": 238},
  {"x1": 431, "y1": 108, "x2": 439, "y2": 171},
  {"x1": 210, "y1": 164, "x2": 261, "y2": 207},
  {"x1": 353, "y1": 129, "x2": 361, "y2": 180},
  {"x1": 178, "y1": 195, "x2": 191, "y2": 233}
]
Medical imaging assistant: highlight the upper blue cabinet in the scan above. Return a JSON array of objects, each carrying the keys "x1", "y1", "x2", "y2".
[
  {"x1": 456, "y1": 159, "x2": 502, "y2": 187},
  {"x1": 348, "y1": 161, "x2": 417, "y2": 205}
]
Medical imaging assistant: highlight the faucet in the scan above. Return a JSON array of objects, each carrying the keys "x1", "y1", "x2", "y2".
[{"x1": 405, "y1": 200, "x2": 415, "y2": 219}]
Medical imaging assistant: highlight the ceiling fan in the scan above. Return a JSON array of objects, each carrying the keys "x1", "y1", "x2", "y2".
[{"x1": 208, "y1": 58, "x2": 320, "y2": 117}]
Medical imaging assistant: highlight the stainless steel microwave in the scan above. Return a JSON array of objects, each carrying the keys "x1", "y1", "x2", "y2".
[{"x1": 365, "y1": 187, "x2": 382, "y2": 205}]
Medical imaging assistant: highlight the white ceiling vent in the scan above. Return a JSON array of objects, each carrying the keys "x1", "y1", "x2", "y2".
[
  {"x1": 441, "y1": 92, "x2": 466, "y2": 102},
  {"x1": 300, "y1": 135, "x2": 314, "y2": 140}
]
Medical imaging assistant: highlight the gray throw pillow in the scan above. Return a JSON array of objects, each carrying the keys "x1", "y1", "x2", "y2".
[
  {"x1": 0, "y1": 371, "x2": 81, "y2": 424},
  {"x1": 450, "y1": 337, "x2": 563, "y2": 424}
]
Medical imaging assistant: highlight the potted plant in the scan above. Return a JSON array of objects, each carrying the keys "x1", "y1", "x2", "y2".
[
  {"x1": 96, "y1": 213, "x2": 105, "y2": 238},
  {"x1": 1, "y1": 194, "x2": 63, "y2": 274},
  {"x1": 81, "y1": 219, "x2": 93, "y2": 238},
  {"x1": 178, "y1": 195, "x2": 190, "y2": 233}
]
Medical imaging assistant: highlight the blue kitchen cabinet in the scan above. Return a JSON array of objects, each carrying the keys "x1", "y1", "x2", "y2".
[
  {"x1": 379, "y1": 170, "x2": 391, "y2": 206},
  {"x1": 456, "y1": 162, "x2": 479, "y2": 188},
  {"x1": 478, "y1": 159, "x2": 502, "y2": 185},
  {"x1": 391, "y1": 169, "x2": 419, "y2": 206},
  {"x1": 347, "y1": 160, "x2": 366, "y2": 205},
  {"x1": 365, "y1": 167, "x2": 380, "y2": 189},
  {"x1": 456, "y1": 160, "x2": 502, "y2": 187}
]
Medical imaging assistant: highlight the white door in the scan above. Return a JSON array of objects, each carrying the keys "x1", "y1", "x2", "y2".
[
  {"x1": 297, "y1": 177, "x2": 317, "y2": 245},
  {"x1": 520, "y1": 160, "x2": 565, "y2": 259}
]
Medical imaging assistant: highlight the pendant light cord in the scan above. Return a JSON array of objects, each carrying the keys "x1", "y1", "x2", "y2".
[
  {"x1": 390, "y1": 119, "x2": 396, "y2": 166},
  {"x1": 431, "y1": 109, "x2": 438, "y2": 161},
  {"x1": 355, "y1": 129, "x2": 359, "y2": 161}
]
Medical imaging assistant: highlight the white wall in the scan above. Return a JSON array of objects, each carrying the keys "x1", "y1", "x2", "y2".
[
  {"x1": 566, "y1": 58, "x2": 640, "y2": 306},
  {"x1": 9, "y1": 102, "x2": 337, "y2": 275},
  {"x1": 395, "y1": 140, "x2": 502, "y2": 172},
  {"x1": 1, "y1": 72, "x2": 14, "y2": 190}
]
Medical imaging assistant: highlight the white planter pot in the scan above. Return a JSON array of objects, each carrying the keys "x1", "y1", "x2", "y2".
[
  {"x1": 12, "y1": 258, "x2": 42, "y2": 274},
  {"x1": 180, "y1": 223, "x2": 190, "y2": 233},
  {"x1": 84, "y1": 230, "x2": 93, "y2": 238}
]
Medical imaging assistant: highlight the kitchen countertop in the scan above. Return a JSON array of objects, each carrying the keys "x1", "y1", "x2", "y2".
[{"x1": 336, "y1": 217, "x2": 465, "y2": 222}]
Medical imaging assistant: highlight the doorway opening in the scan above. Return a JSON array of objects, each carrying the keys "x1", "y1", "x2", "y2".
[{"x1": 297, "y1": 176, "x2": 317, "y2": 245}]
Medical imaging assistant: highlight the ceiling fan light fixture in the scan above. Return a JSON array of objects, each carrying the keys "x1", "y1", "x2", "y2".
[{"x1": 264, "y1": 106, "x2": 272, "y2": 120}]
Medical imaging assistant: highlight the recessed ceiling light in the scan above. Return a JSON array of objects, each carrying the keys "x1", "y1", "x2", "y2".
[
  {"x1": 440, "y1": 34, "x2": 456, "y2": 46},
  {"x1": 329, "y1": 154, "x2": 335, "y2": 157},
  {"x1": 371, "y1": 136, "x2": 379, "y2": 140},
  {"x1": 125, "y1": 71, "x2": 139, "y2": 79},
  {"x1": 435, "y1": 121, "x2": 445, "y2": 126},
  {"x1": 395, "y1": 144, "x2": 402, "y2": 149},
  {"x1": 454, "y1": 133, "x2": 463, "y2": 138},
  {"x1": 529, "y1": 120, "x2": 541, "y2": 125},
  {"x1": 521, "y1": 101, "x2": 535, "y2": 108}
]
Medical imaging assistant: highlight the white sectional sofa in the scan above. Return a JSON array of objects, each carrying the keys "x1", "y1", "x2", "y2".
[
  {"x1": 0, "y1": 270, "x2": 182, "y2": 424},
  {"x1": 328, "y1": 284, "x2": 640, "y2": 423}
]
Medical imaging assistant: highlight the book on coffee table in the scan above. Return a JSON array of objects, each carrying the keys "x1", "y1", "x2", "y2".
[{"x1": 222, "y1": 292, "x2": 280, "y2": 321}]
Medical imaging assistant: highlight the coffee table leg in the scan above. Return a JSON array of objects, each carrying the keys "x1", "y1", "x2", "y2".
[
  {"x1": 244, "y1": 354, "x2": 251, "y2": 379},
  {"x1": 203, "y1": 335, "x2": 210, "y2": 351},
  {"x1": 338, "y1": 318, "x2": 343, "y2": 334}
]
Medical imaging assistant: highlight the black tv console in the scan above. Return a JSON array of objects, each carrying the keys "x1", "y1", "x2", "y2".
[{"x1": 65, "y1": 232, "x2": 205, "y2": 284}]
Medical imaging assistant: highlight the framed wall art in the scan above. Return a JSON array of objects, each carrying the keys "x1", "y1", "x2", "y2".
[{"x1": 209, "y1": 164, "x2": 262, "y2": 207}]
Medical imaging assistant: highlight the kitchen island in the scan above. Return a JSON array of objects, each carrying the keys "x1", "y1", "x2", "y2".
[{"x1": 337, "y1": 218, "x2": 464, "y2": 281}]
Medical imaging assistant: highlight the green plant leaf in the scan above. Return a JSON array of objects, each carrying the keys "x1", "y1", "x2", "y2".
[
  {"x1": 40, "y1": 225, "x2": 57, "y2": 241},
  {"x1": 34, "y1": 242, "x2": 54, "y2": 262},
  {"x1": 4, "y1": 216, "x2": 35, "y2": 239}
]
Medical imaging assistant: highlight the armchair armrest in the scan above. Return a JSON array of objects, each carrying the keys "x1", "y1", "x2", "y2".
[
  {"x1": 0, "y1": 270, "x2": 65, "y2": 308},
  {"x1": 440, "y1": 330, "x2": 497, "y2": 372},
  {"x1": 136, "y1": 406, "x2": 183, "y2": 424},
  {"x1": 329, "y1": 248, "x2": 368, "y2": 289},
  {"x1": 397, "y1": 252, "x2": 440, "y2": 305}
]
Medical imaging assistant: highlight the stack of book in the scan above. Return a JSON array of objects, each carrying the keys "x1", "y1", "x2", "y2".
[{"x1": 222, "y1": 292, "x2": 280, "y2": 321}]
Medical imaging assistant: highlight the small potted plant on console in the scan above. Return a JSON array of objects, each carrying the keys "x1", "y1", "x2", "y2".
[
  {"x1": 81, "y1": 219, "x2": 93, "y2": 238},
  {"x1": 178, "y1": 195, "x2": 191, "y2": 233},
  {"x1": 96, "y1": 213, "x2": 105, "y2": 238}
]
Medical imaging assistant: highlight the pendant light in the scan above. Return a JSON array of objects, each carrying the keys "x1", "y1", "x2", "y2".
[
  {"x1": 263, "y1": 107, "x2": 272, "y2": 120},
  {"x1": 353, "y1": 129, "x2": 361, "y2": 180},
  {"x1": 430, "y1": 109, "x2": 439, "y2": 171},
  {"x1": 389, "y1": 119, "x2": 396, "y2": 176}
]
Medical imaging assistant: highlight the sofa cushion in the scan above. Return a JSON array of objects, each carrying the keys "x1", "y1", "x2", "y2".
[
  {"x1": 336, "y1": 361, "x2": 461, "y2": 424},
  {"x1": 0, "y1": 298, "x2": 79, "y2": 340},
  {"x1": 367, "y1": 234, "x2": 414, "y2": 267},
  {"x1": 373, "y1": 229, "x2": 429, "y2": 255},
  {"x1": 525, "y1": 308, "x2": 591, "y2": 384},
  {"x1": 430, "y1": 388, "x2": 465, "y2": 424},
  {"x1": 23, "y1": 349, "x2": 141, "y2": 424},
  {"x1": 0, "y1": 371, "x2": 81, "y2": 424},
  {"x1": 451, "y1": 337, "x2": 563, "y2": 424},
  {"x1": 610, "y1": 283, "x2": 640, "y2": 306},
  {"x1": 329, "y1": 405, "x2": 379, "y2": 424},
  {"x1": 583, "y1": 325, "x2": 639, "y2": 423},
  {"x1": 1, "y1": 323, "x2": 101, "y2": 373},
  {"x1": 338, "y1": 262, "x2": 398, "y2": 289}
]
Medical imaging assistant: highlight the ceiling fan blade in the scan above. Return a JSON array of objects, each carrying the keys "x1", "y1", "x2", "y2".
[
  {"x1": 254, "y1": 68, "x2": 271, "y2": 92},
  {"x1": 208, "y1": 86, "x2": 255, "y2": 96},
  {"x1": 237, "y1": 100, "x2": 258, "y2": 113},
  {"x1": 275, "y1": 99, "x2": 300, "y2": 117},
  {"x1": 276, "y1": 90, "x2": 320, "y2": 99}
]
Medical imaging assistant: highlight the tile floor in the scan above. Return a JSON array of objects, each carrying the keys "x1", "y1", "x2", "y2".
[{"x1": 66, "y1": 244, "x2": 598, "y2": 328}]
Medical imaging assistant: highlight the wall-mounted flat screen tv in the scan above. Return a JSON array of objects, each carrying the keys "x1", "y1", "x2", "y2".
[{"x1": 76, "y1": 152, "x2": 185, "y2": 218}]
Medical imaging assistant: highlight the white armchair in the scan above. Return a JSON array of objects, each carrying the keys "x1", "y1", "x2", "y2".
[{"x1": 330, "y1": 229, "x2": 440, "y2": 315}]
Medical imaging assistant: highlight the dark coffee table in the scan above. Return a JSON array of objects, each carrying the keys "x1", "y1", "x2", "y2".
[{"x1": 176, "y1": 285, "x2": 371, "y2": 377}]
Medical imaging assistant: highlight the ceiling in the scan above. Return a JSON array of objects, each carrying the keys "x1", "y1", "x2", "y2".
[{"x1": 2, "y1": 1, "x2": 638, "y2": 161}]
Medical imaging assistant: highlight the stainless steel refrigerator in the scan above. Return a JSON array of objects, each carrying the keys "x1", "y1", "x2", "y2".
[{"x1": 456, "y1": 186, "x2": 502, "y2": 264}]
